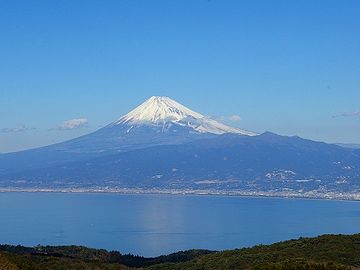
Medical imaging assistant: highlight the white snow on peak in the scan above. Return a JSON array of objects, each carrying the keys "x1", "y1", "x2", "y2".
[
  {"x1": 112, "y1": 96, "x2": 257, "y2": 136},
  {"x1": 115, "y1": 96, "x2": 203, "y2": 123}
]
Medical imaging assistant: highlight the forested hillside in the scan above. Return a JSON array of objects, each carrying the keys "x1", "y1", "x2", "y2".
[{"x1": 1, "y1": 234, "x2": 359, "y2": 270}]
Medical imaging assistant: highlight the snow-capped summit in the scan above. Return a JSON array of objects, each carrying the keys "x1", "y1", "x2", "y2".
[
  {"x1": 112, "y1": 96, "x2": 256, "y2": 136},
  {"x1": 114, "y1": 96, "x2": 203, "y2": 124},
  {"x1": 43, "y1": 96, "x2": 256, "y2": 154}
]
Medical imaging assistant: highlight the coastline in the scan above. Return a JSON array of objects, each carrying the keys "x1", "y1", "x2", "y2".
[{"x1": 0, "y1": 187, "x2": 359, "y2": 202}]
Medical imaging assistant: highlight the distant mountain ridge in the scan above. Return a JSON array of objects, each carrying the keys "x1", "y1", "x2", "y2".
[
  {"x1": 0, "y1": 96, "x2": 359, "y2": 199},
  {"x1": 336, "y1": 143, "x2": 360, "y2": 149}
]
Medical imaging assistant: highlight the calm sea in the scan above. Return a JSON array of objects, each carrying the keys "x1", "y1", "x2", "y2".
[{"x1": 0, "y1": 192, "x2": 359, "y2": 257}]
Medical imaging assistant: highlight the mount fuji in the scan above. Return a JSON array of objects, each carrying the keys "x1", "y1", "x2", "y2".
[
  {"x1": 0, "y1": 96, "x2": 256, "y2": 176},
  {"x1": 0, "y1": 96, "x2": 359, "y2": 200},
  {"x1": 39, "y1": 96, "x2": 256, "y2": 154},
  {"x1": 112, "y1": 96, "x2": 256, "y2": 136},
  {"x1": 64, "y1": 96, "x2": 256, "y2": 153}
]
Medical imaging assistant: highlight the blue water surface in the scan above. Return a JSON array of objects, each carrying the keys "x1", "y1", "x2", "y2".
[{"x1": 0, "y1": 192, "x2": 359, "y2": 257}]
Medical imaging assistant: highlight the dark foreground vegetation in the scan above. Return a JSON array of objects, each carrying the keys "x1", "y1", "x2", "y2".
[{"x1": 1, "y1": 234, "x2": 359, "y2": 270}]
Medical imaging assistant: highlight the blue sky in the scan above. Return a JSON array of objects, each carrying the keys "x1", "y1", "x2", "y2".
[{"x1": 1, "y1": 0, "x2": 359, "y2": 152}]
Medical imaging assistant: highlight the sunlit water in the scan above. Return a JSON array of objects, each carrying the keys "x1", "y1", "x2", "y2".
[{"x1": 0, "y1": 192, "x2": 359, "y2": 257}]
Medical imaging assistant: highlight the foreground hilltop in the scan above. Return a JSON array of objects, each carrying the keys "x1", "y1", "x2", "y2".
[{"x1": 1, "y1": 233, "x2": 360, "y2": 269}]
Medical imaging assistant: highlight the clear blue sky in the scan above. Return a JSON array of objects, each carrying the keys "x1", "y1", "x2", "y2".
[{"x1": 1, "y1": 0, "x2": 359, "y2": 152}]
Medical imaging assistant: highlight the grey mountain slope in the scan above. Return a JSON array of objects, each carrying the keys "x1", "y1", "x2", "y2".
[
  {"x1": 2, "y1": 133, "x2": 359, "y2": 194},
  {"x1": 336, "y1": 143, "x2": 360, "y2": 149},
  {"x1": 0, "y1": 123, "x2": 218, "y2": 175}
]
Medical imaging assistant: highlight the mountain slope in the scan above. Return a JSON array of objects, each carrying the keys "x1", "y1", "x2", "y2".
[
  {"x1": 0, "y1": 97, "x2": 359, "y2": 198},
  {"x1": 112, "y1": 96, "x2": 256, "y2": 136},
  {"x1": 2, "y1": 133, "x2": 359, "y2": 196},
  {"x1": 148, "y1": 234, "x2": 360, "y2": 270},
  {"x1": 1, "y1": 234, "x2": 359, "y2": 269},
  {"x1": 0, "y1": 96, "x2": 255, "y2": 174},
  {"x1": 65, "y1": 96, "x2": 256, "y2": 153}
]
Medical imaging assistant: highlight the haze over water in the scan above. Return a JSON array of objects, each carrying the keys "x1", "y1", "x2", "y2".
[{"x1": 1, "y1": 192, "x2": 359, "y2": 257}]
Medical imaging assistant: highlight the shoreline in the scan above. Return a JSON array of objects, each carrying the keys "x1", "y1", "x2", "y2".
[{"x1": 0, "y1": 187, "x2": 359, "y2": 202}]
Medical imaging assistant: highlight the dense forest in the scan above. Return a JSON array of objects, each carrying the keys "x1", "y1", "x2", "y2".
[{"x1": 1, "y1": 234, "x2": 359, "y2": 270}]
